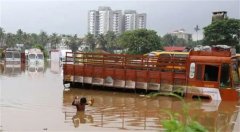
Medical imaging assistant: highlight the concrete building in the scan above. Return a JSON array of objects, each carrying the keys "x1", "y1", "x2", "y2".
[
  {"x1": 212, "y1": 11, "x2": 227, "y2": 22},
  {"x1": 98, "y1": 6, "x2": 112, "y2": 34},
  {"x1": 170, "y1": 29, "x2": 192, "y2": 42},
  {"x1": 136, "y1": 13, "x2": 147, "y2": 29},
  {"x1": 124, "y1": 10, "x2": 137, "y2": 31},
  {"x1": 88, "y1": 10, "x2": 99, "y2": 36},
  {"x1": 112, "y1": 10, "x2": 123, "y2": 34},
  {"x1": 88, "y1": 6, "x2": 147, "y2": 35}
]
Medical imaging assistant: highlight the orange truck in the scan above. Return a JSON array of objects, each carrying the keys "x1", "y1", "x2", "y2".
[{"x1": 63, "y1": 45, "x2": 240, "y2": 101}]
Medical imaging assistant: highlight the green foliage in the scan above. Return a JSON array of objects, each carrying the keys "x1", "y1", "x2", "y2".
[
  {"x1": 0, "y1": 48, "x2": 3, "y2": 58},
  {"x1": 33, "y1": 44, "x2": 48, "y2": 58},
  {"x1": 105, "y1": 31, "x2": 117, "y2": 53},
  {"x1": 86, "y1": 31, "x2": 117, "y2": 53},
  {"x1": 162, "y1": 34, "x2": 188, "y2": 46},
  {"x1": 118, "y1": 29, "x2": 162, "y2": 54},
  {"x1": 203, "y1": 18, "x2": 240, "y2": 48},
  {"x1": 85, "y1": 33, "x2": 96, "y2": 51},
  {"x1": 38, "y1": 31, "x2": 49, "y2": 47},
  {"x1": 66, "y1": 34, "x2": 82, "y2": 52},
  {"x1": 5, "y1": 33, "x2": 17, "y2": 48},
  {"x1": 96, "y1": 34, "x2": 107, "y2": 51},
  {"x1": 49, "y1": 33, "x2": 61, "y2": 49},
  {"x1": 148, "y1": 93, "x2": 208, "y2": 132}
]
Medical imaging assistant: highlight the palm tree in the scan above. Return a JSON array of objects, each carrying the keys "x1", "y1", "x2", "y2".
[
  {"x1": 67, "y1": 34, "x2": 82, "y2": 52},
  {"x1": 105, "y1": 31, "x2": 117, "y2": 53},
  {"x1": 0, "y1": 27, "x2": 5, "y2": 47},
  {"x1": 5, "y1": 33, "x2": 17, "y2": 48},
  {"x1": 96, "y1": 34, "x2": 107, "y2": 51},
  {"x1": 85, "y1": 33, "x2": 96, "y2": 51},
  {"x1": 16, "y1": 29, "x2": 24, "y2": 44},
  {"x1": 50, "y1": 33, "x2": 61, "y2": 49},
  {"x1": 39, "y1": 31, "x2": 49, "y2": 47}
]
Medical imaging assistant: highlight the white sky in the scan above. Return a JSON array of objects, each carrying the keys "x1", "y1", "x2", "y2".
[{"x1": 0, "y1": 0, "x2": 239, "y2": 40}]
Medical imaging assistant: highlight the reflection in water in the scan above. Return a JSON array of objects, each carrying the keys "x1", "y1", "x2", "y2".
[
  {"x1": 50, "y1": 60, "x2": 61, "y2": 74},
  {"x1": 71, "y1": 111, "x2": 93, "y2": 128},
  {"x1": 63, "y1": 88, "x2": 239, "y2": 131},
  {"x1": 0, "y1": 63, "x2": 24, "y2": 77},
  {"x1": 27, "y1": 67, "x2": 44, "y2": 78}
]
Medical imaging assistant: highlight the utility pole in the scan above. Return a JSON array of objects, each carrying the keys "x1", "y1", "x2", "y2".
[{"x1": 194, "y1": 25, "x2": 200, "y2": 46}]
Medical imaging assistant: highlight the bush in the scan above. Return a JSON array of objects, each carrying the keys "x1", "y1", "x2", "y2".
[{"x1": 147, "y1": 93, "x2": 208, "y2": 132}]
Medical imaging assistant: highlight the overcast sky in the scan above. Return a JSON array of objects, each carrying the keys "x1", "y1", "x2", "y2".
[{"x1": 0, "y1": 0, "x2": 239, "y2": 40}]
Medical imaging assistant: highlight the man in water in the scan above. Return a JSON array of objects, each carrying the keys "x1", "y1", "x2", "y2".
[{"x1": 72, "y1": 96, "x2": 94, "y2": 111}]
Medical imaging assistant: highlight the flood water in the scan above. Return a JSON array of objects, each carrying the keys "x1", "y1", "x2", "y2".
[{"x1": 0, "y1": 61, "x2": 239, "y2": 131}]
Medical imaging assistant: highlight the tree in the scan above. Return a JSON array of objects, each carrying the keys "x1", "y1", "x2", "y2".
[
  {"x1": 105, "y1": 31, "x2": 117, "y2": 53},
  {"x1": 85, "y1": 33, "x2": 96, "y2": 51},
  {"x1": 39, "y1": 31, "x2": 49, "y2": 47},
  {"x1": 162, "y1": 34, "x2": 187, "y2": 46},
  {"x1": 162, "y1": 34, "x2": 178, "y2": 46},
  {"x1": 0, "y1": 27, "x2": 5, "y2": 47},
  {"x1": 49, "y1": 33, "x2": 61, "y2": 49},
  {"x1": 16, "y1": 29, "x2": 24, "y2": 44},
  {"x1": 28, "y1": 33, "x2": 39, "y2": 48},
  {"x1": 96, "y1": 34, "x2": 107, "y2": 51},
  {"x1": 33, "y1": 44, "x2": 48, "y2": 58},
  {"x1": 67, "y1": 34, "x2": 81, "y2": 52},
  {"x1": 118, "y1": 29, "x2": 162, "y2": 54},
  {"x1": 5, "y1": 33, "x2": 17, "y2": 48},
  {"x1": 203, "y1": 18, "x2": 240, "y2": 47}
]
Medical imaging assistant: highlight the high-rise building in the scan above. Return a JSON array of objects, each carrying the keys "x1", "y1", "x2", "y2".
[
  {"x1": 124, "y1": 10, "x2": 137, "y2": 31},
  {"x1": 98, "y1": 6, "x2": 112, "y2": 34},
  {"x1": 137, "y1": 13, "x2": 147, "y2": 29},
  {"x1": 88, "y1": 7, "x2": 147, "y2": 35},
  {"x1": 88, "y1": 10, "x2": 99, "y2": 36},
  {"x1": 112, "y1": 10, "x2": 123, "y2": 34}
]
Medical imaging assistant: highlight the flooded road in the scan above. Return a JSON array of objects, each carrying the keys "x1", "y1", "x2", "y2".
[{"x1": 0, "y1": 61, "x2": 239, "y2": 131}]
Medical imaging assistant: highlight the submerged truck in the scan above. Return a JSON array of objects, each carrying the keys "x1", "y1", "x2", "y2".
[{"x1": 63, "y1": 45, "x2": 240, "y2": 101}]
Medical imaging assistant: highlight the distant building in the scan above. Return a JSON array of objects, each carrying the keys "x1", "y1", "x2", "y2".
[
  {"x1": 170, "y1": 29, "x2": 192, "y2": 42},
  {"x1": 88, "y1": 10, "x2": 99, "y2": 36},
  {"x1": 112, "y1": 10, "x2": 123, "y2": 34},
  {"x1": 88, "y1": 6, "x2": 147, "y2": 35},
  {"x1": 98, "y1": 6, "x2": 112, "y2": 34},
  {"x1": 136, "y1": 13, "x2": 147, "y2": 29},
  {"x1": 212, "y1": 11, "x2": 227, "y2": 22},
  {"x1": 124, "y1": 10, "x2": 137, "y2": 31}
]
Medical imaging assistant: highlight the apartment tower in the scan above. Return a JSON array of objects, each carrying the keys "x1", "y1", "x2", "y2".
[
  {"x1": 124, "y1": 10, "x2": 137, "y2": 31},
  {"x1": 88, "y1": 10, "x2": 99, "y2": 36},
  {"x1": 112, "y1": 10, "x2": 123, "y2": 34},
  {"x1": 98, "y1": 6, "x2": 112, "y2": 34},
  {"x1": 137, "y1": 13, "x2": 147, "y2": 29},
  {"x1": 88, "y1": 6, "x2": 147, "y2": 35}
]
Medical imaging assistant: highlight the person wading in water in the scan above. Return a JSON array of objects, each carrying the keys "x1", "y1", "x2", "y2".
[
  {"x1": 72, "y1": 96, "x2": 94, "y2": 127},
  {"x1": 72, "y1": 96, "x2": 94, "y2": 111}
]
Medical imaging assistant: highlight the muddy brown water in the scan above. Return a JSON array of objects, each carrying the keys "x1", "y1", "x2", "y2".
[{"x1": 0, "y1": 61, "x2": 239, "y2": 131}]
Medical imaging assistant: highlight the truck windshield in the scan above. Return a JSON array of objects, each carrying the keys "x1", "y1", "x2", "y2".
[
  {"x1": 29, "y1": 54, "x2": 36, "y2": 59},
  {"x1": 13, "y1": 52, "x2": 20, "y2": 58},
  {"x1": 5, "y1": 52, "x2": 12, "y2": 58},
  {"x1": 37, "y1": 54, "x2": 43, "y2": 59}
]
